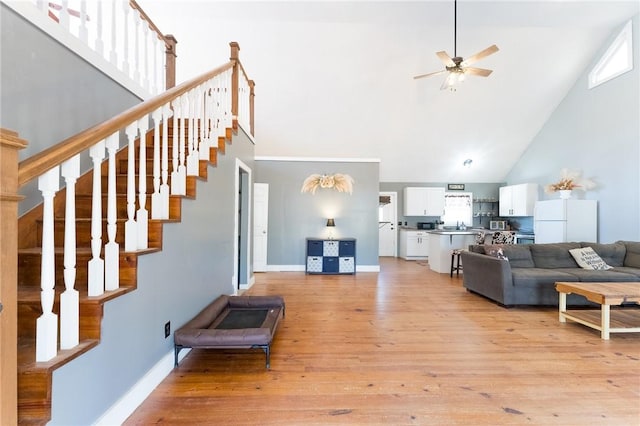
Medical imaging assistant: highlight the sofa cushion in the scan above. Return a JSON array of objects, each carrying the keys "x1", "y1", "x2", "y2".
[
  {"x1": 620, "y1": 241, "x2": 640, "y2": 268},
  {"x1": 555, "y1": 268, "x2": 639, "y2": 282},
  {"x1": 569, "y1": 247, "x2": 612, "y2": 270},
  {"x1": 511, "y1": 268, "x2": 579, "y2": 288},
  {"x1": 500, "y1": 245, "x2": 535, "y2": 268},
  {"x1": 581, "y1": 242, "x2": 626, "y2": 267},
  {"x1": 530, "y1": 243, "x2": 581, "y2": 268},
  {"x1": 609, "y1": 267, "x2": 640, "y2": 279}
]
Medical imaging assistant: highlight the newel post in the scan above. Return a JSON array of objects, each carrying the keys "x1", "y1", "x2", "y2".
[
  {"x1": 230, "y1": 41, "x2": 240, "y2": 131},
  {"x1": 0, "y1": 128, "x2": 27, "y2": 425},
  {"x1": 249, "y1": 79, "x2": 255, "y2": 137},
  {"x1": 164, "y1": 34, "x2": 178, "y2": 90}
]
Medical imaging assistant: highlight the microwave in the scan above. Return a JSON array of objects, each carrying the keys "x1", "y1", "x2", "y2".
[
  {"x1": 489, "y1": 220, "x2": 506, "y2": 230},
  {"x1": 416, "y1": 222, "x2": 436, "y2": 230}
]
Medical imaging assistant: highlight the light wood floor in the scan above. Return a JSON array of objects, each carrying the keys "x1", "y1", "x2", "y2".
[{"x1": 125, "y1": 258, "x2": 640, "y2": 425}]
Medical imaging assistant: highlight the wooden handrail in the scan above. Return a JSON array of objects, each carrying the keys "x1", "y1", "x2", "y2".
[
  {"x1": 129, "y1": 0, "x2": 168, "y2": 45},
  {"x1": 18, "y1": 60, "x2": 235, "y2": 187}
]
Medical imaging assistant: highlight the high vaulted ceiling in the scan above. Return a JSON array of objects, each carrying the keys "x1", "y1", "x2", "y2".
[{"x1": 140, "y1": 1, "x2": 639, "y2": 183}]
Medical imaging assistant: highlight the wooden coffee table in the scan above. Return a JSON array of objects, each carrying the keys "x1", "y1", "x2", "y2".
[{"x1": 555, "y1": 282, "x2": 640, "y2": 340}]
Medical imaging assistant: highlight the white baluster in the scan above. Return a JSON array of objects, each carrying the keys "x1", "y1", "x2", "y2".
[
  {"x1": 170, "y1": 96, "x2": 187, "y2": 195},
  {"x1": 88, "y1": 141, "x2": 105, "y2": 297},
  {"x1": 95, "y1": 1, "x2": 104, "y2": 56},
  {"x1": 143, "y1": 21, "x2": 150, "y2": 91},
  {"x1": 125, "y1": 123, "x2": 138, "y2": 251},
  {"x1": 105, "y1": 132, "x2": 120, "y2": 291},
  {"x1": 79, "y1": 0, "x2": 88, "y2": 43},
  {"x1": 199, "y1": 87, "x2": 209, "y2": 160},
  {"x1": 186, "y1": 90, "x2": 199, "y2": 176},
  {"x1": 133, "y1": 9, "x2": 141, "y2": 85},
  {"x1": 36, "y1": 0, "x2": 46, "y2": 13},
  {"x1": 170, "y1": 100, "x2": 181, "y2": 195},
  {"x1": 151, "y1": 108, "x2": 162, "y2": 219},
  {"x1": 160, "y1": 104, "x2": 171, "y2": 216},
  {"x1": 109, "y1": 0, "x2": 118, "y2": 66},
  {"x1": 212, "y1": 77, "x2": 222, "y2": 139},
  {"x1": 137, "y1": 118, "x2": 149, "y2": 250},
  {"x1": 152, "y1": 35, "x2": 159, "y2": 94},
  {"x1": 60, "y1": 155, "x2": 80, "y2": 350},
  {"x1": 122, "y1": 1, "x2": 130, "y2": 76},
  {"x1": 36, "y1": 166, "x2": 59, "y2": 362},
  {"x1": 60, "y1": 0, "x2": 70, "y2": 30}
]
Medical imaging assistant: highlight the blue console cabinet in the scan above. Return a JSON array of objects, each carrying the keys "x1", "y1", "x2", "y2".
[{"x1": 306, "y1": 238, "x2": 356, "y2": 274}]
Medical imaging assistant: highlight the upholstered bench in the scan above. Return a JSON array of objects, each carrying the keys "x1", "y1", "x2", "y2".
[{"x1": 174, "y1": 294, "x2": 285, "y2": 369}]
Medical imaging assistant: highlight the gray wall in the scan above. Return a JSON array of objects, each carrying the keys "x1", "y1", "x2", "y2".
[
  {"x1": 505, "y1": 15, "x2": 640, "y2": 243},
  {"x1": 50, "y1": 129, "x2": 255, "y2": 425},
  {"x1": 254, "y1": 160, "x2": 379, "y2": 268},
  {"x1": 1, "y1": 4, "x2": 142, "y2": 212}
]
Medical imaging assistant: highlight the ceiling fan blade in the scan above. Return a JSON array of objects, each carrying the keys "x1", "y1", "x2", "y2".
[
  {"x1": 414, "y1": 69, "x2": 447, "y2": 80},
  {"x1": 464, "y1": 67, "x2": 493, "y2": 77},
  {"x1": 436, "y1": 51, "x2": 456, "y2": 67},
  {"x1": 461, "y1": 44, "x2": 499, "y2": 67}
]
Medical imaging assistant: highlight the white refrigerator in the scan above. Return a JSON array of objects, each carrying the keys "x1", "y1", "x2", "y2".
[{"x1": 533, "y1": 199, "x2": 597, "y2": 243}]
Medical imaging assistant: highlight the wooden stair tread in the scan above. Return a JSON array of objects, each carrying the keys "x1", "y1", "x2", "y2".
[
  {"x1": 18, "y1": 337, "x2": 99, "y2": 372},
  {"x1": 18, "y1": 285, "x2": 134, "y2": 304},
  {"x1": 18, "y1": 246, "x2": 161, "y2": 256}
]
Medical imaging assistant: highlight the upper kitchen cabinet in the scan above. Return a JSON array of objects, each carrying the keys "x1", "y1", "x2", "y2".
[
  {"x1": 499, "y1": 183, "x2": 539, "y2": 217},
  {"x1": 404, "y1": 187, "x2": 445, "y2": 216}
]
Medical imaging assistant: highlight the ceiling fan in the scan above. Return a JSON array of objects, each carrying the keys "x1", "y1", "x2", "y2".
[{"x1": 414, "y1": 0, "x2": 499, "y2": 90}]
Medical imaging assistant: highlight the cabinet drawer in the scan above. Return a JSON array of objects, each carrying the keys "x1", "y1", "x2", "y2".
[
  {"x1": 306, "y1": 256, "x2": 323, "y2": 272},
  {"x1": 323, "y1": 241, "x2": 340, "y2": 256},
  {"x1": 307, "y1": 240, "x2": 324, "y2": 256},
  {"x1": 339, "y1": 240, "x2": 355, "y2": 256},
  {"x1": 339, "y1": 257, "x2": 355, "y2": 273},
  {"x1": 323, "y1": 256, "x2": 339, "y2": 273}
]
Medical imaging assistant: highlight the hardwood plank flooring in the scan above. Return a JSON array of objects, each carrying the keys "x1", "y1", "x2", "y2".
[{"x1": 124, "y1": 258, "x2": 640, "y2": 425}]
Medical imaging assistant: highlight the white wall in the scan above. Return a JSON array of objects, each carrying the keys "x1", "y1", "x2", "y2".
[{"x1": 505, "y1": 15, "x2": 640, "y2": 243}]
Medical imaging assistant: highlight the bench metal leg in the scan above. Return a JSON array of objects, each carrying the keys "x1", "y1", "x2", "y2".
[{"x1": 174, "y1": 345, "x2": 183, "y2": 367}]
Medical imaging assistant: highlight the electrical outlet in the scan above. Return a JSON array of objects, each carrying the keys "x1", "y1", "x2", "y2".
[{"x1": 164, "y1": 321, "x2": 170, "y2": 338}]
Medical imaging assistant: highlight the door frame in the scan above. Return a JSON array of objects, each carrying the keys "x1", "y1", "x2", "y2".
[
  {"x1": 253, "y1": 183, "x2": 269, "y2": 272},
  {"x1": 379, "y1": 191, "x2": 398, "y2": 257},
  {"x1": 234, "y1": 159, "x2": 252, "y2": 292}
]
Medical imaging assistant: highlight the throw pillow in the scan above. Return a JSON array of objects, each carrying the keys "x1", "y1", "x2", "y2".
[
  {"x1": 569, "y1": 247, "x2": 612, "y2": 270},
  {"x1": 486, "y1": 247, "x2": 508, "y2": 260}
]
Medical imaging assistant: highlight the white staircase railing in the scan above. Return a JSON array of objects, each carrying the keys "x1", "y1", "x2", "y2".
[
  {"x1": 9, "y1": 0, "x2": 175, "y2": 96},
  {"x1": 22, "y1": 61, "x2": 235, "y2": 363}
]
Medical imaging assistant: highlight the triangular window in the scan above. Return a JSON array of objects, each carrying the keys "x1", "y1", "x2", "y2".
[{"x1": 588, "y1": 20, "x2": 633, "y2": 89}]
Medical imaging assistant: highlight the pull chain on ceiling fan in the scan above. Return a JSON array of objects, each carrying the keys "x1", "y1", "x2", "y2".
[{"x1": 414, "y1": 0, "x2": 499, "y2": 90}]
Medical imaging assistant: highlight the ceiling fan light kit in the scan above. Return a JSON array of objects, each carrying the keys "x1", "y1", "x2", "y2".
[{"x1": 414, "y1": 0, "x2": 499, "y2": 90}]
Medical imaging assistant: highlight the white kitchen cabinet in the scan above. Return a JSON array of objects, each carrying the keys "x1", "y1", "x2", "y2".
[
  {"x1": 403, "y1": 187, "x2": 445, "y2": 216},
  {"x1": 399, "y1": 229, "x2": 429, "y2": 260},
  {"x1": 499, "y1": 183, "x2": 539, "y2": 217}
]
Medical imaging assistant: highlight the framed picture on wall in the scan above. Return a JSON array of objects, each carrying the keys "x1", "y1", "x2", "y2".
[{"x1": 448, "y1": 184, "x2": 465, "y2": 190}]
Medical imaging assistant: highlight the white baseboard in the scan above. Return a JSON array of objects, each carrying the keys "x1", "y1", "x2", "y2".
[
  {"x1": 265, "y1": 265, "x2": 380, "y2": 272},
  {"x1": 357, "y1": 265, "x2": 381, "y2": 272},
  {"x1": 266, "y1": 265, "x2": 306, "y2": 272},
  {"x1": 94, "y1": 348, "x2": 191, "y2": 425}
]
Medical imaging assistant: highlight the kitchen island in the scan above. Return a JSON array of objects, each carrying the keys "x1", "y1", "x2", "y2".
[{"x1": 426, "y1": 229, "x2": 485, "y2": 274}]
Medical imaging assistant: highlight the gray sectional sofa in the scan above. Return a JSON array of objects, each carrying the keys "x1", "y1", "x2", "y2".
[{"x1": 461, "y1": 241, "x2": 640, "y2": 306}]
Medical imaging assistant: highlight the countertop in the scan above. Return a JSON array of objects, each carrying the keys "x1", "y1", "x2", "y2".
[{"x1": 426, "y1": 229, "x2": 485, "y2": 236}]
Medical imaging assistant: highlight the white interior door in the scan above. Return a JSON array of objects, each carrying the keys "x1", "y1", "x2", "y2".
[
  {"x1": 253, "y1": 183, "x2": 269, "y2": 272},
  {"x1": 379, "y1": 192, "x2": 398, "y2": 257}
]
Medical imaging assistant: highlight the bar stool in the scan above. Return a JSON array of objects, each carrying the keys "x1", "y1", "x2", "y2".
[
  {"x1": 450, "y1": 249, "x2": 464, "y2": 277},
  {"x1": 450, "y1": 232, "x2": 486, "y2": 278}
]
